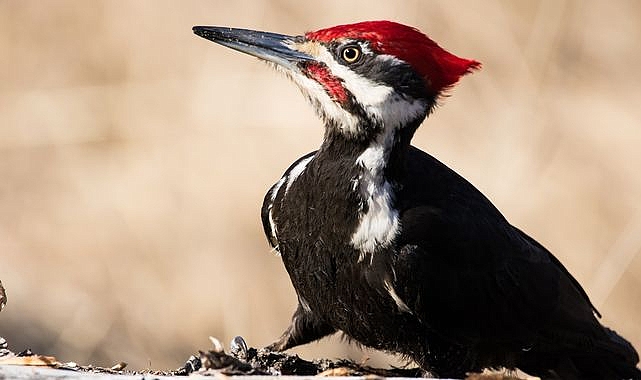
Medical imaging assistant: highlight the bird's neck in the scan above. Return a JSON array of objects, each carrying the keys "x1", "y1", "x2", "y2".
[{"x1": 318, "y1": 118, "x2": 422, "y2": 182}]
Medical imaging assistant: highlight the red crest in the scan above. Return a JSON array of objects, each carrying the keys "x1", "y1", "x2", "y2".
[{"x1": 306, "y1": 21, "x2": 480, "y2": 94}]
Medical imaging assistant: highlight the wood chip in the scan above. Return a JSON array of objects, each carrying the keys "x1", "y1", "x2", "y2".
[
  {"x1": 316, "y1": 367, "x2": 356, "y2": 376},
  {"x1": 0, "y1": 355, "x2": 59, "y2": 367},
  {"x1": 110, "y1": 362, "x2": 127, "y2": 371}
]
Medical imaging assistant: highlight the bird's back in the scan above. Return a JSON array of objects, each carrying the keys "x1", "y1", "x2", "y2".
[{"x1": 393, "y1": 146, "x2": 640, "y2": 379}]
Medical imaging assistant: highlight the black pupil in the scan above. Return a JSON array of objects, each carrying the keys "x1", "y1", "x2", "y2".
[{"x1": 344, "y1": 48, "x2": 358, "y2": 61}]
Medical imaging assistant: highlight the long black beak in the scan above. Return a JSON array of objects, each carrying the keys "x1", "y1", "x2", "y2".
[{"x1": 192, "y1": 26, "x2": 315, "y2": 68}]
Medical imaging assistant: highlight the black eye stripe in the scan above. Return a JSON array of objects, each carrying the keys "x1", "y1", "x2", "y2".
[{"x1": 325, "y1": 41, "x2": 430, "y2": 101}]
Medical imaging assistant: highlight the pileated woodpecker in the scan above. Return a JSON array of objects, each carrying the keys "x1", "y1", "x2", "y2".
[{"x1": 193, "y1": 21, "x2": 641, "y2": 379}]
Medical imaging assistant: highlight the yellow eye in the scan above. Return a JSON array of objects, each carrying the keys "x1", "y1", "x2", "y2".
[{"x1": 341, "y1": 46, "x2": 361, "y2": 63}]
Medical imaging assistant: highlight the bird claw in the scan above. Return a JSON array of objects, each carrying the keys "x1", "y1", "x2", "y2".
[
  {"x1": 176, "y1": 335, "x2": 250, "y2": 374},
  {"x1": 175, "y1": 354, "x2": 202, "y2": 375},
  {"x1": 229, "y1": 335, "x2": 248, "y2": 360}
]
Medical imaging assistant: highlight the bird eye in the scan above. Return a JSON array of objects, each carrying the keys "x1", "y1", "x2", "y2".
[{"x1": 341, "y1": 45, "x2": 362, "y2": 63}]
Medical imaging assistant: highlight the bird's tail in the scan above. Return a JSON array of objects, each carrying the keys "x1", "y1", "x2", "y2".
[
  {"x1": 568, "y1": 326, "x2": 641, "y2": 380},
  {"x1": 523, "y1": 326, "x2": 641, "y2": 380}
]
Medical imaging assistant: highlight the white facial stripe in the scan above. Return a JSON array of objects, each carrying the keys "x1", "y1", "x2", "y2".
[
  {"x1": 362, "y1": 54, "x2": 427, "y2": 129},
  {"x1": 277, "y1": 43, "x2": 427, "y2": 137},
  {"x1": 326, "y1": 57, "x2": 392, "y2": 108},
  {"x1": 273, "y1": 64, "x2": 361, "y2": 133},
  {"x1": 314, "y1": 45, "x2": 391, "y2": 134},
  {"x1": 312, "y1": 46, "x2": 427, "y2": 133}
]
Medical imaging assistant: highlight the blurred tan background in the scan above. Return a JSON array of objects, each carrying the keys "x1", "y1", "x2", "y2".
[{"x1": 1, "y1": 0, "x2": 640, "y2": 372}]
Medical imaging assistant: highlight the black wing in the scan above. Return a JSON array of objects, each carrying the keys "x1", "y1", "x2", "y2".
[
  {"x1": 261, "y1": 151, "x2": 317, "y2": 249},
  {"x1": 393, "y1": 146, "x2": 601, "y2": 348}
]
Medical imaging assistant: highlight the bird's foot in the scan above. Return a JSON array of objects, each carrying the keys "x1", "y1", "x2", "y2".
[
  {"x1": 229, "y1": 335, "x2": 248, "y2": 360},
  {"x1": 175, "y1": 336, "x2": 252, "y2": 375},
  {"x1": 174, "y1": 354, "x2": 201, "y2": 375}
]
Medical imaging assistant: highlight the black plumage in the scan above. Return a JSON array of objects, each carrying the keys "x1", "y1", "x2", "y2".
[{"x1": 261, "y1": 143, "x2": 640, "y2": 379}]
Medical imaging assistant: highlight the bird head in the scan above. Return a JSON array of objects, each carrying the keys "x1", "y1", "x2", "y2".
[{"x1": 193, "y1": 21, "x2": 479, "y2": 144}]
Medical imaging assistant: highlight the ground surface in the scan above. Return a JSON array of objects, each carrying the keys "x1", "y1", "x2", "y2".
[
  {"x1": 0, "y1": 366, "x2": 455, "y2": 380},
  {"x1": 0, "y1": 336, "x2": 524, "y2": 379},
  {"x1": 0, "y1": 335, "x2": 425, "y2": 378}
]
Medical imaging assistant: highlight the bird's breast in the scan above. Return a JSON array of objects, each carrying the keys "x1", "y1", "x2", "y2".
[
  {"x1": 270, "y1": 156, "x2": 364, "y2": 259},
  {"x1": 350, "y1": 175, "x2": 400, "y2": 262},
  {"x1": 269, "y1": 153, "x2": 401, "y2": 263},
  {"x1": 263, "y1": 154, "x2": 429, "y2": 352}
]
